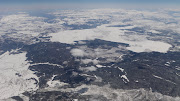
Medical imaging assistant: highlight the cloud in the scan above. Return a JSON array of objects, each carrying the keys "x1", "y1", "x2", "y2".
[
  {"x1": 71, "y1": 46, "x2": 125, "y2": 63},
  {"x1": 79, "y1": 66, "x2": 97, "y2": 72},
  {"x1": 81, "y1": 59, "x2": 99, "y2": 65},
  {"x1": 70, "y1": 48, "x2": 86, "y2": 57}
]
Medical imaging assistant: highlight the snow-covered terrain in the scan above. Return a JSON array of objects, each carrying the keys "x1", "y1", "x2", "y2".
[
  {"x1": 0, "y1": 50, "x2": 38, "y2": 100},
  {"x1": 0, "y1": 8, "x2": 180, "y2": 100},
  {"x1": 47, "y1": 8, "x2": 180, "y2": 53},
  {"x1": 0, "y1": 8, "x2": 179, "y2": 52},
  {"x1": 58, "y1": 84, "x2": 180, "y2": 101},
  {"x1": 50, "y1": 24, "x2": 172, "y2": 53},
  {"x1": 46, "y1": 75, "x2": 68, "y2": 88}
]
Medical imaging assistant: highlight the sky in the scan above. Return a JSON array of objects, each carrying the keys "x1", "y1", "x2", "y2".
[
  {"x1": 0, "y1": 0, "x2": 180, "y2": 9},
  {"x1": 0, "y1": 0, "x2": 180, "y2": 4}
]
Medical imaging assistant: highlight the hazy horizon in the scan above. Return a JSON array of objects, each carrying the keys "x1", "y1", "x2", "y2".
[{"x1": 0, "y1": 0, "x2": 180, "y2": 10}]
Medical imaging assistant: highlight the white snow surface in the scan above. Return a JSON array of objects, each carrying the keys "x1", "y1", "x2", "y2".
[
  {"x1": 48, "y1": 8, "x2": 180, "y2": 53},
  {"x1": 118, "y1": 67, "x2": 124, "y2": 72},
  {"x1": 59, "y1": 84, "x2": 180, "y2": 101},
  {"x1": 153, "y1": 74, "x2": 176, "y2": 85},
  {"x1": 0, "y1": 9, "x2": 178, "y2": 52},
  {"x1": 50, "y1": 24, "x2": 172, "y2": 53},
  {"x1": 0, "y1": 13, "x2": 63, "y2": 37},
  {"x1": 0, "y1": 51, "x2": 39, "y2": 100},
  {"x1": 96, "y1": 65, "x2": 106, "y2": 68},
  {"x1": 121, "y1": 75, "x2": 130, "y2": 83},
  {"x1": 0, "y1": 8, "x2": 179, "y2": 52},
  {"x1": 47, "y1": 75, "x2": 68, "y2": 88}
]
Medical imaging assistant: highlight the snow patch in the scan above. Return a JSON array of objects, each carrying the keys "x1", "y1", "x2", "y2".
[
  {"x1": 117, "y1": 67, "x2": 124, "y2": 72},
  {"x1": 126, "y1": 40, "x2": 172, "y2": 53},
  {"x1": 0, "y1": 51, "x2": 39, "y2": 100},
  {"x1": 96, "y1": 65, "x2": 106, "y2": 68},
  {"x1": 47, "y1": 75, "x2": 68, "y2": 88},
  {"x1": 121, "y1": 75, "x2": 130, "y2": 83},
  {"x1": 153, "y1": 74, "x2": 176, "y2": 85}
]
